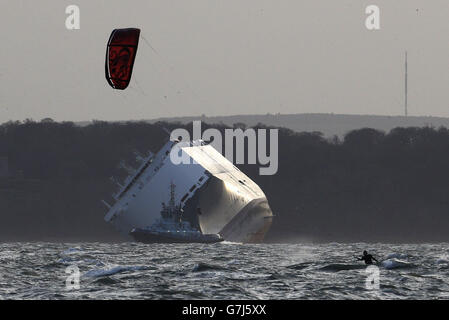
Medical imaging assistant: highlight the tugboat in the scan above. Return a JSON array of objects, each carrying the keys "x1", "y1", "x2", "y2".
[{"x1": 129, "y1": 182, "x2": 224, "y2": 243}]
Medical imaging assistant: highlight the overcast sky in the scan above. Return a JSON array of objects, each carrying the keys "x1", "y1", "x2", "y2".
[{"x1": 1, "y1": 0, "x2": 448, "y2": 122}]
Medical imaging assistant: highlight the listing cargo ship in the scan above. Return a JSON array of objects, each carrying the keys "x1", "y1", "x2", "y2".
[{"x1": 102, "y1": 139, "x2": 273, "y2": 243}]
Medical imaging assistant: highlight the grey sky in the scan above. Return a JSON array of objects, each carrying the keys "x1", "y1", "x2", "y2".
[{"x1": 0, "y1": 0, "x2": 448, "y2": 122}]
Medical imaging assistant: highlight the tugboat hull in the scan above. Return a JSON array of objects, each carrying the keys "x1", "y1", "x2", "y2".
[{"x1": 130, "y1": 229, "x2": 224, "y2": 244}]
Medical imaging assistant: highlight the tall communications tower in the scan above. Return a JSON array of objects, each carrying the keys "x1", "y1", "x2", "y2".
[{"x1": 405, "y1": 51, "x2": 408, "y2": 116}]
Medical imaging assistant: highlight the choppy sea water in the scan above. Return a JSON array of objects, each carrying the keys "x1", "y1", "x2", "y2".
[{"x1": 0, "y1": 242, "x2": 448, "y2": 299}]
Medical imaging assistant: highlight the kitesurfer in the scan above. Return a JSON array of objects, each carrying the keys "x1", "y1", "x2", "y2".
[{"x1": 356, "y1": 251, "x2": 378, "y2": 265}]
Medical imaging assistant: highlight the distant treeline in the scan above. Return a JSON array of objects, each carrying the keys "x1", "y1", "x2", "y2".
[{"x1": 1, "y1": 119, "x2": 449, "y2": 243}]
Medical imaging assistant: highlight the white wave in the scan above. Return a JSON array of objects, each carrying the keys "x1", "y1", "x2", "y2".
[
  {"x1": 436, "y1": 258, "x2": 449, "y2": 264},
  {"x1": 220, "y1": 241, "x2": 243, "y2": 245},
  {"x1": 84, "y1": 265, "x2": 147, "y2": 278},
  {"x1": 62, "y1": 247, "x2": 82, "y2": 255},
  {"x1": 381, "y1": 258, "x2": 412, "y2": 270},
  {"x1": 385, "y1": 253, "x2": 408, "y2": 260},
  {"x1": 57, "y1": 257, "x2": 73, "y2": 264},
  {"x1": 57, "y1": 257, "x2": 104, "y2": 267}
]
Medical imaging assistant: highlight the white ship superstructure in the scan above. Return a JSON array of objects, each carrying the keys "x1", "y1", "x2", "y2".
[{"x1": 103, "y1": 139, "x2": 273, "y2": 243}]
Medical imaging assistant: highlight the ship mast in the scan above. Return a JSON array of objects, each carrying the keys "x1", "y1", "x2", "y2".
[{"x1": 168, "y1": 181, "x2": 176, "y2": 208}]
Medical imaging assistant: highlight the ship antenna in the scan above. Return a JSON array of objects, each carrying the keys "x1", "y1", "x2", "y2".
[{"x1": 169, "y1": 181, "x2": 176, "y2": 208}]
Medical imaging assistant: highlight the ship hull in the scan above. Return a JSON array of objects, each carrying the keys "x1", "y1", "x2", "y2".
[
  {"x1": 218, "y1": 198, "x2": 273, "y2": 243},
  {"x1": 182, "y1": 175, "x2": 274, "y2": 243}
]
